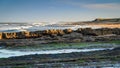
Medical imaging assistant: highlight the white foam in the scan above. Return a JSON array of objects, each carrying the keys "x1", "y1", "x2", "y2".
[
  {"x1": 0, "y1": 48, "x2": 113, "y2": 58},
  {"x1": 0, "y1": 23, "x2": 102, "y2": 32},
  {"x1": 0, "y1": 24, "x2": 32, "y2": 32}
]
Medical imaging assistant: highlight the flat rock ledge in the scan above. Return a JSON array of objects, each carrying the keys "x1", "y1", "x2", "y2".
[{"x1": 0, "y1": 28, "x2": 120, "y2": 46}]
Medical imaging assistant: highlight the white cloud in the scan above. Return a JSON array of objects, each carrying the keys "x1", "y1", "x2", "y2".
[
  {"x1": 82, "y1": 3, "x2": 120, "y2": 9},
  {"x1": 62, "y1": 0, "x2": 120, "y2": 10}
]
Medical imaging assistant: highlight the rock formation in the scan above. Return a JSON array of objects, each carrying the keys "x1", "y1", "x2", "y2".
[
  {"x1": 64, "y1": 28, "x2": 73, "y2": 34},
  {"x1": 0, "y1": 28, "x2": 120, "y2": 40},
  {"x1": 0, "y1": 33, "x2": 2, "y2": 39},
  {"x1": 93, "y1": 18, "x2": 120, "y2": 22},
  {"x1": 43, "y1": 29, "x2": 65, "y2": 36}
]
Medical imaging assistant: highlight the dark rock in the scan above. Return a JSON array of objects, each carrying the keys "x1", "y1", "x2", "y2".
[
  {"x1": 63, "y1": 29, "x2": 73, "y2": 34},
  {"x1": 83, "y1": 36, "x2": 95, "y2": 42},
  {"x1": 63, "y1": 32, "x2": 83, "y2": 38}
]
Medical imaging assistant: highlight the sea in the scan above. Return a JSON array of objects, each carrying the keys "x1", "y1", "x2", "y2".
[{"x1": 0, "y1": 23, "x2": 102, "y2": 32}]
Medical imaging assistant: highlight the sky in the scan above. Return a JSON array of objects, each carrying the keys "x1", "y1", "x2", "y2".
[{"x1": 0, "y1": 0, "x2": 120, "y2": 23}]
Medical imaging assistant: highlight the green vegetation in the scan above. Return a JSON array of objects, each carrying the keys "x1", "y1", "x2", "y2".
[
  {"x1": 3, "y1": 40, "x2": 119, "y2": 51},
  {"x1": 106, "y1": 40, "x2": 120, "y2": 44},
  {"x1": 77, "y1": 60, "x2": 86, "y2": 63}
]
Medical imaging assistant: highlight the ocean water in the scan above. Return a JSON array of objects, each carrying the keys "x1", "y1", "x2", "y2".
[
  {"x1": 0, "y1": 23, "x2": 102, "y2": 32},
  {"x1": 0, "y1": 48, "x2": 113, "y2": 58}
]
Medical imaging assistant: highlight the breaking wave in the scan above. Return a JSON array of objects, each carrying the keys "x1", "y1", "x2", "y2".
[{"x1": 0, "y1": 23, "x2": 102, "y2": 32}]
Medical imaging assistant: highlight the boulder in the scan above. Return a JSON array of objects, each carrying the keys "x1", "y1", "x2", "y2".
[
  {"x1": 63, "y1": 28, "x2": 73, "y2": 34},
  {"x1": 78, "y1": 28, "x2": 120, "y2": 36},
  {"x1": 76, "y1": 28, "x2": 83, "y2": 32},
  {"x1": 0, "y1": 32, "x2": 2, "y2": 39},
  {"x1": 16, "y1": 32, "x2": 24, "y2": 39},
  {"x1": 112, "y1": 28, "x2": 120, "y2": 35},
  {"x1": 21, "y1": 31, "x2": 30, "y2": 38},
  {"x1": 80, "y1": 28, "x2": 97, "y2": 36},
  {"x1": 83, "y1": 36, "x2": 95, "y2": 42},
  {"x1": 3, "y1": 32, "x2": 17, "y2": 39},
  {"x1": 63, "y1": 32, "x2": 83, "y2": 38},
  {"x1": 30, "y1": 31, "x2": 42, "y2": 38},
  {"x1": 43, "y1": 29, "x2": 65, "y2": 36},
  {"x1": 56, "y1": 29, "x2": 65, "y2": 36}
]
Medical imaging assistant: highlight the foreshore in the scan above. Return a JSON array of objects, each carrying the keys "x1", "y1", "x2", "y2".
[{"x1": 0, "y1": 27, "x2": 120, "y2": 67}]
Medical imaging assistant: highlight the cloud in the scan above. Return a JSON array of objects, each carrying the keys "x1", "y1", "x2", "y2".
[
  {"x1": 62, "y1": 0, "x2": 120, "y2": 10},
  {"x1": 81, "y1": 3, "x2": 120, "y2": 10}
]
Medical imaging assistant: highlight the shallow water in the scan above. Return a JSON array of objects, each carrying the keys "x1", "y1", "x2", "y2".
[{"x1": 0, "y1": 48, "x2": 113, "y2": 58}]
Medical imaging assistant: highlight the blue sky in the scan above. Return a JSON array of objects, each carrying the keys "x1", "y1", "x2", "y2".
[{"x1": 0, "y1": 0, "x2": 120, "y2": 23}]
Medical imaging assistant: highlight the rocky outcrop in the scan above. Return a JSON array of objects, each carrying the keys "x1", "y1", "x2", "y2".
[
  {"x1": 77, "y1": 28, "x2": 120, "y2": 36},
  {"x1": 112, "y1": 28, "x2": 120, "y2": 35},
  {"x1": 77, "y1": 28, "x2": 97, "y2": 36},
  {"x1": 0, "y1": 28, "x2": 120, "y2": 40},
  {"x1": 43, "y1": 29, "x2": 65, "y2": 36},
  {"x1": 63, "y1": 28, "x2": 73, "y2": 34},
  {"x1": 65, "y1": 18, "x2": 120, "y2": 25},
  {"x1": 0, "y1": 32, "x2": 2, "y2": 39},
  {"x1": 93, "y1": 18, "x2": 120, "y2": 22},
  {"x1": 2, "y1": 32, "x2": 17, "y2": 39},
  {"x1": 0, "y1": 28, "x2": 120, "y2": 46}
]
